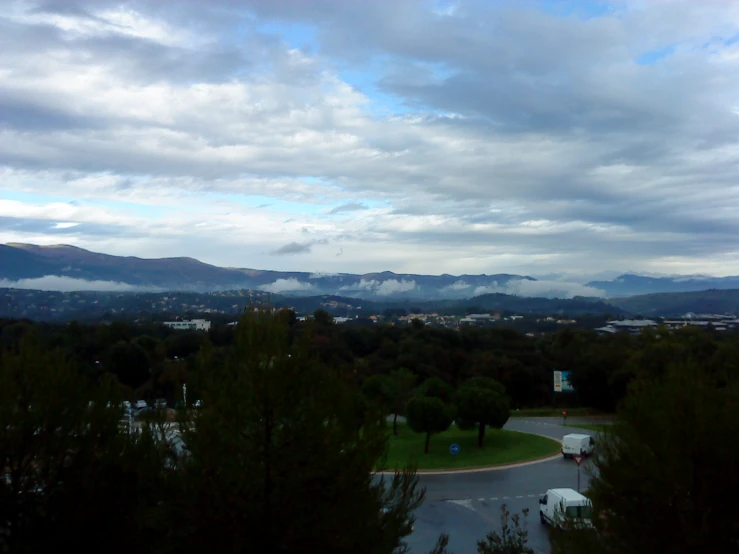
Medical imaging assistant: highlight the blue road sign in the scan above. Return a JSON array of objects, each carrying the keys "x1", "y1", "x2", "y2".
[{"x1": 449, "y1": 443, "x2": 460, "y2": 455}]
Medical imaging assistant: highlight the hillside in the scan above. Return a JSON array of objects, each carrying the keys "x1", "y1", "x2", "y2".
[
  {"x1": 0, "y1": 287, "x2": 624, "y2": 322},
  {"x1": 0, "y1": 243, "x2": 533, "y2": 299},
  {"x1": 0, "y1": 245, "x2": 58, "y2": 279},
  {"x1": 587, "y1": 273, "x2": 739, "y2": 297},
  {"x1": 608, "y1": 289, "x2": 739, "y2": 316},
  {"x1": 5, "y1": 243, "x2": 250, "y2": 287},
  {"x1": 3, "y1": 243, "x2": 739, "y2": 309}
]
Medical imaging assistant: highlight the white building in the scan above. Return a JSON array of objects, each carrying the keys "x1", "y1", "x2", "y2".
[
  {"x1": 163, "y1": 319, "x2": 211, "y2": 331},
  {"x1": 610, "y1": 319, "x2": 658, "y2": 329},
  {"x1": 595, "y1": 319, "x2": 658, "y2": 335}
]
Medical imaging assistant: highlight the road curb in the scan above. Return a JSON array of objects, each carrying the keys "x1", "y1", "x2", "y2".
[{"x1": 377, "y1": 432, "x2": 563, "y2": 476}]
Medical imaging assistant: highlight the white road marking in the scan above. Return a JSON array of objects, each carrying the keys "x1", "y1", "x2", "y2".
[
  {"x1": 446, "y1": 493, "x2": 544, "y2": 506},
  {"x1": 448, "y1": 499, "x2": 475, "y2": 512}
]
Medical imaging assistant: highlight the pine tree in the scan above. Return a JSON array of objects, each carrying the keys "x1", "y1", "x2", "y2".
[
  {"x1": 551, "y1": 362, "x2": 739, "y2": 554},
  {"x1": 173, "y1": 306, "x2": 424, "y2": 554},
  {"x1": 0, "y1": 335, "x2": 172, "y2": 554}
]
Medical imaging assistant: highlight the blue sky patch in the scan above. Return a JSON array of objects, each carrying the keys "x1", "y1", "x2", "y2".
[{"x1": 636, "y1": 44, "x2": 676, "y2": 65}]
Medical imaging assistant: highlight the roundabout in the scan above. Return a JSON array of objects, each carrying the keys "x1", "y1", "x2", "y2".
[
  {"x1": 404, "y1": 418, "x2": 599, "y2": 554},
  {"x1": 383, "y1": 423, "x2": 562, "y2": 472}
]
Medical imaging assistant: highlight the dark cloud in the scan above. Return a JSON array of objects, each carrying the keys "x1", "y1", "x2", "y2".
[
  {"x1": 329, "y1": 202, "x2": 368, "y2": 214},
  {"x1": 29, "y1": 2, "x2": 109, "y2": 23},
  {"x1": 270, "y1": 242, "x2": 312, "y2": 255},
  {"x1": 0, "y1": 96, "x2": 103, "y2": 131},
  {"x1": 0, "y1": 216, "x2": 145, "y2": 239}
]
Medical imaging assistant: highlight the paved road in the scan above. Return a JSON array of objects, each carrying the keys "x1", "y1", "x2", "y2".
[
  {"x1": 405, "y1": 419, "x2": 599, "y2": 554},
  {"x1": 168, "y1": 415, "x2": 600, "y2": 553}
]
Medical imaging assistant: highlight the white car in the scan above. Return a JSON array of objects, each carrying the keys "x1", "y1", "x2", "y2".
[
  {"x1": 539, "y1": 488, "x2": 593, "y2": 529},
  {"x1": 135, "y1": 400, "x2": 148, "y2": 409},
  {"x1": 561, "y1": 433, "x2": 595, "y2": 459}
]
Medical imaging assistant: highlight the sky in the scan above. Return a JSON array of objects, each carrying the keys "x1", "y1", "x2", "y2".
[{"x1": 2, "y1": 0, "x2": 739, "y2": 283}]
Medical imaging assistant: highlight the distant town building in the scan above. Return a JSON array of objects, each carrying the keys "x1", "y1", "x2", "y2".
[
  {"x1": 458, "y1": 313, "x2": 505, "y2": 326},
  {"x1": 468, "y1": 313, "x2": 498, "y2": 320},
  {"x1": 596, "y1": 314, "x2": 739, "y2": 335},
  {"x1": 662, "y1": 313, "x2": 738, "y2": 331},
  {"x1": 163, "y1": 319, "x2": 211, "y2": 331},
  {"x1": 296, "y1": 315, "x2": 354, "y2": 324},
  {"x1": 595, "y1": 319, "x2": 658, "y2": 335}
]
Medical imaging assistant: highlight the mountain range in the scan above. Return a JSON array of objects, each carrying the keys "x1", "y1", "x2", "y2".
[
  {"x1": 585, "y1": 273, "x2": 739, "y2": 297},
  {"x1": 2, "y1": 243, "x2": 739, "y2": 300}
]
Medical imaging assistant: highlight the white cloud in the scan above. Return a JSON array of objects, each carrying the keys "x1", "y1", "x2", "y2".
[
  {"x1": 473, "y1": 284, "x2": 498, "y2": 297},
  {"x1": 376, "y1": 279, "x2": 418, "y2": 295},
  {"x1": 0, "y1": 275, "x2": 158, "y2": 292},
  {"x1": 259, "y1": 278, "x2": 313, "y2": 294},
  {"x1": 9, "y1": 5, "x2": 193, "y2": 46},
  {"x1": 2, "y1": 1, "x2": 739, "y2": 278},
  {"x1": 337, "y1": 278, "x2": 417, "y2": 295},
  {"x1": 473, "y1": 279, "x2": 605, "y2": 299},
  {"x1": 339, "y1": 279, "x2": 379, "y2": 292},
  {"x1": 440, "y1": 280, "x2": 472, "y2": 292},
  {"x1": 505, "y1": 279, "x2": 606, "y2": 299}
]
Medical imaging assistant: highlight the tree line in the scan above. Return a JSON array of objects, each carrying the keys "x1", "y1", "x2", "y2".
[
  {"x1": 1, "y1": 307, "x2": 427, "y2": 554},
  {"x1": 2, "y1": 308, "x2": 739, "y2": 552},
  {"x1": 3, "y1": 311, "x2": 739, "y2": 414}
]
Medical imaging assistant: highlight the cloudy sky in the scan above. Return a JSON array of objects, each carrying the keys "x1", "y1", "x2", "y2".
[{"x1": 2, "y1": 0, "x2": 739, "y2": 281}]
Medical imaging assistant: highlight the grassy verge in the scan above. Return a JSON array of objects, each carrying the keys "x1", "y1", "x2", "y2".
[
  {"x1": 381, "y1": 422, "x2": 561, "y2": 471},
  {"x1": 563, "y1": 423, "x2": 611, "y2": 433},
  {"x1": 509, "y1": 407, "x2": 606, "y2": 418}
]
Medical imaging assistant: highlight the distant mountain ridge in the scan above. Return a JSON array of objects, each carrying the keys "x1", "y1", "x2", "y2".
[
  {"x1": 2, "y1": 243, "x2": 738, "y2": 301},
  {"x1": 587, "y1": 273, "x2": 739, "y2": 297},
  {"x1": 0, "y1": 243, "x2": 533, "y2": 300},
  {"x1": 608, "y1": 289, "x2": 739, "y2": 317}
]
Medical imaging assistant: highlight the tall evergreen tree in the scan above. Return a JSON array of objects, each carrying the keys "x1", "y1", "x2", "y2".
[
  {"x1": 552, "y1": 361, "x2": 739, "y2": 554},
  {"x1": 174, "y1": 306, "x2": 424, "y2": 554},
  {"x1": 0, "y1": 335, "x2": 172, "y2": 554}
]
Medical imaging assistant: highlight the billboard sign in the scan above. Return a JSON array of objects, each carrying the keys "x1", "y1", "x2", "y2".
[{"x1": 553, "y1": 371, "x2": 574, "y2": 392}]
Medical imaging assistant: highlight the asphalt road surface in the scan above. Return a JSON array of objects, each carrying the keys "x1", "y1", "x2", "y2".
[
  {"x1": 168, "y1": 415, "x2": 601, "y2": 553},
  {"x1": 405, "y1": 419, "x2": 600, "y2": 554}
]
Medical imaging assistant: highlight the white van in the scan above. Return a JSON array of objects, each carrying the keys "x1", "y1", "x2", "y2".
[
  {"x1": 562, "y1": 433, "x2": 594, "y2": 459},
  {"x1": 539, "y1": 488, "x2": 593, "y2": 529}
]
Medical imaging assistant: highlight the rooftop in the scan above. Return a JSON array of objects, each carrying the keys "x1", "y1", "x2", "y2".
[
  {"x1": 550, "y1": 488, "x2": 589, "y2": 502},
  {"x1": 610, "y1": 319, "x2": 657, "y2": 327}
]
